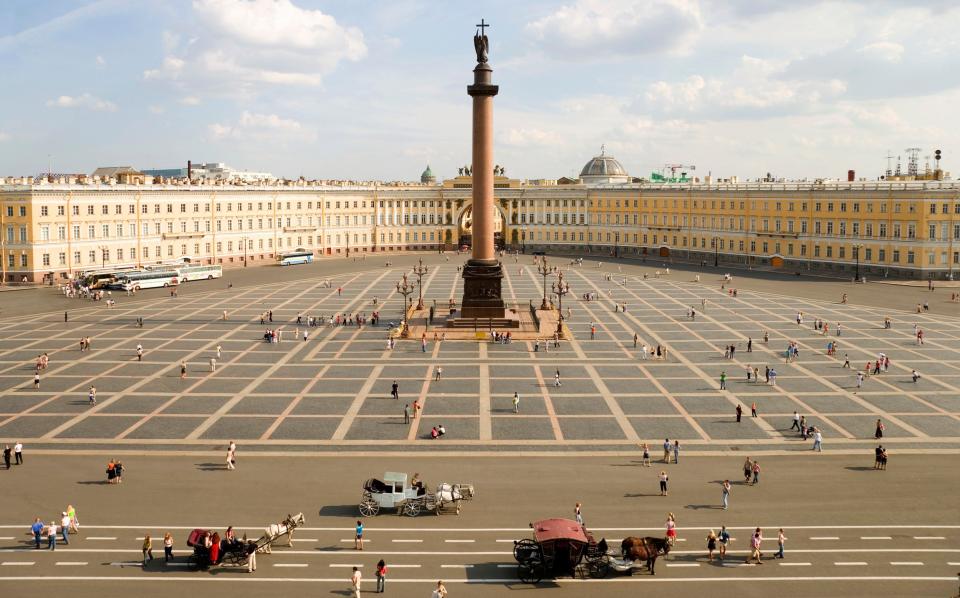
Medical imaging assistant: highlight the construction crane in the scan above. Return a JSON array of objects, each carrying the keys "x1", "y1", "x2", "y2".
[{"x1": 663, "y1": 163, "x2": 696, "y2": 178}]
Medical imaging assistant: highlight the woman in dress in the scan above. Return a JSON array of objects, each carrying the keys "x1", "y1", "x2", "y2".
[
  {"x1": 665, "y1": 513, "x2": 677, "y2": 546},
  {"x1": 707, "y1": 530, "x2": 718, "y2": 561}
]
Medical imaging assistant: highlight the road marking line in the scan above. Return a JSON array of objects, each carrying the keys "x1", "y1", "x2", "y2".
[
  {"x1": 913, "y1": 536, "x2": 945, "y2": 540},
  {"x1": 890, "y1": 561, "x2": 924, "y2": 566},
  {"x1": 340, "y1": 539, "x2": 370, "y2": 543},
  {"x1": 0, "y1": 575, "x2": 957, "y2": 583},
  {"x1": 810, "y1": 537, "x2": 839, "y2": 540},
  {"x1": 109, "y1": 561, "x2": 141, "y2": 566},
  {"x1": 835, "y1": 562, "x2": 868, "y2": 566},
  {"x1": 329, "y1": 564, "x2": 364, "y2": 568},
  {"x1": 497, "y1": 564, "x2": 516, "y2": 568},
  {"x1": 948, "y1": 562, "x2": 960, "y2": 566},
  {"x1": 387, "y1": 564, "x2": 421, "y2": 568},
  {"x1": 860, "y1": 536, "x2": 891, "y2": 540},
  {"x1": 444, "y1": 539, "x2": 475, "y2": 543},
  {"x1": 0, "y1": 525, "x2": 954, "y2": 532},
  {"x1": 55, "y1": 562, "x2": 88, "y2": 566},
  {"x1": 296, "y1": 539, "x2": 319, "y2": 542},
  {"x1": 779, "y1": 562, "x2": 812, "y2": 566},
  {"x1": 274, "y1": 564, "x2": 308, "y2": 568},
  {"x1": 666, "y1": 563, "x2": 700, "y2": 567},
  {"x1": 86, "y1": 537, "x2": 117, "y2": 541},
  {"x1": 2, "y1": 562, "x2": 35, "y2": 566},
  {"x1": 0, "y1": 537, "x2": 14, "y2": 540},
  {"x1": 392, "y1": 539, "x2": 423, "y2": 543},
  {"x1": 442, "y1": 564, "x2": 473, "y2": 568}
]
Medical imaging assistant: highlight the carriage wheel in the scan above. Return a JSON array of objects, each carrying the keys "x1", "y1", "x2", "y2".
[
  {"x1": 359, "y1": 499, "x2": 380, "y2": 517},
  {"x1": 518, "y1": 559, "x2": 545, "y2": 584},
  {"x1": 403, "y1": 500, "x2": 422, "y2": 517},
  {"x1": 588, "y1": 559, "x2": 610, "y2": 579},
  {"x1": 513, "y1": 538, "x2": 539, "y2": 562}
]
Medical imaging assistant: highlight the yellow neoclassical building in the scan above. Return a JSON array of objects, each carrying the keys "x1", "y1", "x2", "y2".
[{"x1": 1, "y1": 152, "x2": 959, "y2": 283}]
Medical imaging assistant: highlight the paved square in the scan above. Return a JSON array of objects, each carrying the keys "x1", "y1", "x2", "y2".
[{"x1": 0, "y1": 260, "x2": 958, "y2": 452}]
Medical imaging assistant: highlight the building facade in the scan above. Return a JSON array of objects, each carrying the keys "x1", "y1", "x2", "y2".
[{"x1": 2, "y1": 166, "x2": 959, "y2": 283}]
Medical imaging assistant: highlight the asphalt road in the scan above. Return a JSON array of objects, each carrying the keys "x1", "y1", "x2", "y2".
[{"x1": 0, "y1": 453, "x2": 957, "y2": 597}]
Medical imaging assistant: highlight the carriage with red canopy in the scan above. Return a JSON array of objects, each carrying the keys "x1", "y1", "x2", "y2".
[{"x1": 513, "y1": 518, "x2": 601, "y2": 583}]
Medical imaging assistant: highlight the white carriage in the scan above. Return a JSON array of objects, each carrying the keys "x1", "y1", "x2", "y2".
[{"x1": 359, "y1": 472, "x2": 470, "y2": 517}]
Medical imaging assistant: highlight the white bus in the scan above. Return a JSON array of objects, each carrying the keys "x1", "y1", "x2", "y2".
[
  {"x1": 177, "y1": 264, "x2": 223, "y2": 282},
  {"x1": 80, "y1": 266, "x2": 140, "y2": 289},
  {"x1": 278, "y1": 251, "x2": 314, "y2": 266},
  {"x1": 111, "y1": 270, "x2": 180, "y2": 291}
]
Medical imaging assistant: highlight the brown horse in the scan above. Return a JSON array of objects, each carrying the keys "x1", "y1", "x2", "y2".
[{"x1": 621, "y1": 536, "x2": 671, "y2": 575}]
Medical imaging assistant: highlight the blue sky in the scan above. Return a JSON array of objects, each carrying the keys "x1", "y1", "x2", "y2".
[{"x1": 1, "y1": 0, "x2": 958, "y2": 181}]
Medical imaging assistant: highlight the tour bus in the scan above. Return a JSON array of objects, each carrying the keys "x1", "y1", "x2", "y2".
[
  {"x1": 177, "y1": 264, "x2": 223, "y2": 282},
  {"x1": 278, "y1": 250, "x2": 314, "y2": 266},
  {"x1": 111, "y1": 270, "x2": 179, "y2": 291},
  {"x1": 81, "y1": 266, "x2": 139, "y2": 289}
]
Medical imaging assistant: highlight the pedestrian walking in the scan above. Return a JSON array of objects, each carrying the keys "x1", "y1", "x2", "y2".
[
  {"x1": 3, "y1": 445, "x2": 10, "y2": 469},
  {"x1": 88, "y1": 385, "x2": 97, "y2": 406},
  {"x1": 633, "y1": 333, "x2": 638, "y2": 348},
  {"x1": 812, "y1": 428, "x2": 823, "y2": 452},
  {"x1": 554, "y1": 369, "x2": 562, "y2": 387},
  {"x1": 403, "y1": 404, "x2": 411, "y2": 424},
  {"x1": 60, "y1": 512, "x2": 70, "y2": 544},
  {"x1": 721, "y1": 480, "x2": 731, "y2": 510},
  {"x1": 142, "y1": 535, "x2": 154, "y2": 565},
  {"x1": 226, "y1": 441, "x2": 236, "y2": 470},
  {"x1": 64, "y1": 311, "x2": 68, "y2": 323},
  {"x1": 735, "y1": 404, "x2": 742, "y2": 423},
  {"x1": 718, "y1": 526, "x2": 731, "y2": 559},
  {"x1": 163, "y1": 533, "x2": 174, "y2": 562},
  {"x1": 136, "y1": 344, "x2": 143, "y2": 362},
  {"x1": 14, "y1": 441, "x2": 22, "y2": 465},
  {"x1": 512, "y1": 392, "x2": 520, "y2": 413},
  {"x1": 33, "y1": 372, "x2": 40, "y2": 389},
  {"x1": 209, "y1": 357, "x2": 217, "y2": 372},
  {"x1": 856, "y1": 371, "x2": 864, "y2": 390},
  {"x1": 707, "y1": 530, "x2": 718, "y2": 561},
  {"x1": 376, "y1": 559, "x2": 387, "y2": 593},
  {"x1": 659, "y1": 471, "x2": 669, "y2": 496},
  {"x1": 874, "y1": 419, "x2": 885, "y2": 439},
  {"x1": 743, "y1": 457, "x2": 753, "y2": 483},
  {"x1": 747, "y1": 528, "x2": 763, "y2": 564},
  {"x1": 752, "y1": 460, "x2": 760, "y2": 484},
  {"x1": 431, "y1": 580, "x2": 448, "y2": 598},
  {"x1": 180, "y1": 361, "x2": 187, "y2": 379},
  {"x1": 350, "y1": 566, "x2": 362, "y2": 598},
  {"x1": 31, "y1": 518, "x2": 44, "y2": 549},
  {"x1": 665, "y1": 513, "x2": 677, "y2": 545},
  {"x1": 641, "y1": 443, "x2": 651, "y2": 467},
  {"x1": 47, "y1": 520, "x2": 58, "y2": 550},
  {"x1": 912, "y1": 369, "x2": 921, "y2": 383},
  {"x1": 216, "y1": 344, "x2": 222, "y2": 359},
  {"x1": 435, "y1": 367, "x2": 443, "y2": 381},
  {"x1": 355, "y1": 520, "x2": 364, "y2": 550},
  {"x1": 391, "y1": 381, "x2": 399, "y2": 400},
  {"x1": 673, "y1": 440, "x2": 680, "y2": 464},
  {"x1": 662, "y1": 438, "x2": 671, "y2": 462},
  {"x1": 575, "y1": 502, "x2": 583, "y2": 525},
  {"x1": 751, "y1": 402, "x2": 757, "y2": 417},
  {"x1": 790, "y1": 411, "x2": 800, "y2": 431},
  {"x1": 719, "y1": 370, "x2": 727, "y2": 390},
  {"x1": 775, "y1": 529, "x2": 787, "y2": 559},
  {"x1": 66, "y1": 505, "x2": 78, "y2": 533}
]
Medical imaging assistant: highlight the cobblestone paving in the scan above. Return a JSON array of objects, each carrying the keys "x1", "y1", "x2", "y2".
[{"x1": 1, "y1": 260, "x2": 958, "y2": 451}]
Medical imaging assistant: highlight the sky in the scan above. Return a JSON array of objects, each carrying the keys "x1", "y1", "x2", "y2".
[{"x1": 1, "y1": 0, "x2": 958, "y2": 182}]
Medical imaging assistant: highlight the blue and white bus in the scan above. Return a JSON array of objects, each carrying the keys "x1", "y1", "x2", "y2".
[
  {"x1": 111, "y1": 270, "x2": 180, "y2": 291},
  {"x1": 177, "y1": 264, "x2": 223, "y2": 282},
  {"x1": 278, "y1": 251, "x2": 314, "y2": 266}
]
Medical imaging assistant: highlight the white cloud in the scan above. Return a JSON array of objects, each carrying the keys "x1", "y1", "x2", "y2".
[
  {"x1": 148, "y1": 105, "x2": 166, "y2": 114},
  {"x1": 857, "y1": 41, "x2": 904, "y2": 63},
  {"x1": 95, "y1": 55, "x2": 106, "y2": 66},
  {"x1": 502, "y1": 127, "x2": 562, "y2": 147},
  {"x1": 45, "y1": 93, "x2": 117, "y2": 112},
  {"x1": 145, "y1": 0, "x2": 366, "y2": 91},
  {"x1": 208, "y1": 110, "x2": 315, "y2": 142},
  {"x1": 526, "y1": 0, "x2": 703, "y2": 59},
  {"x1": 0, "y1": 131, "x2": 9, "y2": 142},
  {"x1": 179, "y1": 96, "x2": 201, "y2": 105}
]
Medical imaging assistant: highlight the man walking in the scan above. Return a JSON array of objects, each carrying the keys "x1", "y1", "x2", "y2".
[
  {"x1": 435, "y1": 367, "x2": 443, "y2": 382},
  {"x1": 721, "y1": 480, "x2": 731, "y2": 510},
  {"x1": 14, "y1": 441, "x2": 23, "y2": 465},
  {"x1": 349, "y1": 566, "x2": 362, "y2": 598},
  {"x1": 403, "y1": 404, "x2": 411, "y2": 424},
  {"x1": 719, "y1": 371, "x2": 727, "y2": 391},
  {"x1": 791, "y1": 411, "x2": 800, "y2": 431},
  {"x1": 31, "y1": 518, "x2": 44, "y2": 549},
  {"x1": 47, "y1": 519, "x2": 58, "y2": 550},
  {"x1": 748, "y1": 528, "x2": 763, "y2": 564},
  {"x1": 735, "y1": 404, "x2": 742, "y2": 423},
  {"x1": 554, "y1": 369, "x2": 562, "y2": 387},
  {"x1": 3, "y1": 445, "x2": 10, "y2": 469},
  {"x1": 136, "y1": 344, "x2": 143, "y2": 362},
  {"x1": 775, "y1": 528, "x2": 787, "y2": 559},
  {"x1": 391, "y1": 381, "x2": 399, "y2": 400},
  {"x1": 812, "y1": 428, "x2": 823, "y2": 452},
  {"x1": 512, "y1": 392, "x2": 520, "y2": 413}
]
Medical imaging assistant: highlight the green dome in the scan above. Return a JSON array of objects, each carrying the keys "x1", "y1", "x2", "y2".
[{"x1": 420, "y1": 165, "x2": 436, "y2": 183}]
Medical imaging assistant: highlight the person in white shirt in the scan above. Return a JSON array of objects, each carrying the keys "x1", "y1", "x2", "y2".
[
  {"x1": 14, "y1": 442, "x2": 22, "y2": 465},
  {"x1": 350, "y1": 566, "x2": 361, "y2": 598},
  {"x1": 431, "y1": 580, "x2": 448, "y2": 598},
  {"x1": 812, "y1": 429, "x2": 823, "y2": 452},
  {"x1": 60, "y1": 513, "x2": 71, "y2": 545}
]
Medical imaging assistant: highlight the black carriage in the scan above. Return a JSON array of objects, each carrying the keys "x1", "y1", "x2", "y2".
[{"x1": 186, "y1": 528, "x2": 262, "y2": 573}]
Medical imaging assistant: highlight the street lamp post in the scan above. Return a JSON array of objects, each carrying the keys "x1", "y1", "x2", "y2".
[
  {"x1": 521, "y1": 225, "x2": 527, "y2": 253},
  {"x1": 853, "y1": 243, "x2": 863, "y2": 281},
  {"x1": 98, "y1": 245, "x2": 107, "y2": 269},
  {"x1": 396, "y1": 272, "x2": 415, "y2": 338},
  {"x1": 552, "y1": 270, "x2": 569, "y2": 336},
  {"x1": 346, "y1": 232, "x2": 351, "y2": 258},
  {"x1": 241, "y1": 235, "x2": 248, "y2": 267},
  {"x1": 713, "y1": 236, "x2": 719, "y2": 268},
  {"x1": 537, "y1": 256, "x2": 551, "y2": 309},
  {"x1": 614, "y1": 231, "x2": 620, "y2": 258},
  {"x1": 412, "y1": 257, "x2": 428, "y2": 310}
]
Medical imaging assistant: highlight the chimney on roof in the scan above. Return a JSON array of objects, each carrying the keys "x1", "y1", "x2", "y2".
[{"x1": 847, "y1": 169, "x2": 855, "y2": 182}]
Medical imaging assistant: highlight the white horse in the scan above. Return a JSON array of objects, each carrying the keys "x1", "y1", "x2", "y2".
[
  {"x1": 434, "y1": 484, "x2": 464, "y2": 515},
  {"x1": 257, "y1": 512, "x2": 305, "y2": 554}
]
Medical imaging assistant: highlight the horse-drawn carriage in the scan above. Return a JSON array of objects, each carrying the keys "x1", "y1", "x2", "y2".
[
  {"x1": 185, "y1": 513, "x2": 306, "y2": 573},
  {"x1": 513, "y1": 519, "x2": 670, "y2": 583},
  {"x1": 359, "y1": 472, "x2": 471, "y2": 517}
]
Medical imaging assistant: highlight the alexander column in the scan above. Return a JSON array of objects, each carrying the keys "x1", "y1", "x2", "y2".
[{"x1": 460, "y1": 19, "x2": 506, "y2": 319}]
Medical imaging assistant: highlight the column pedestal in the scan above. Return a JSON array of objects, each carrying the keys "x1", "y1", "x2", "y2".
[{"x1": 460, "y1": 260, "x2": 505, "y2": 319}]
